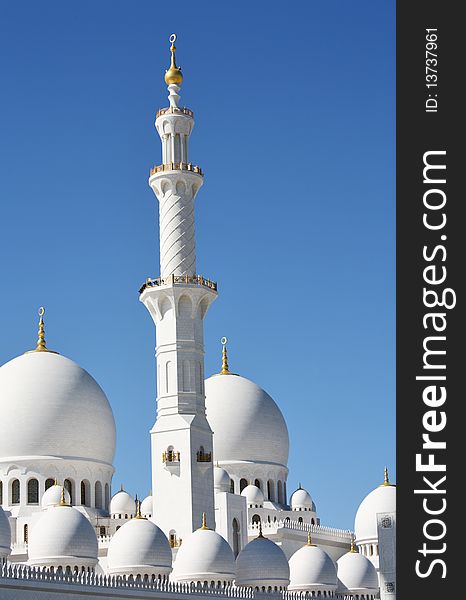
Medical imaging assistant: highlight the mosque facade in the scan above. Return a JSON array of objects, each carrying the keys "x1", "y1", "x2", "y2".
[{"x1": 0, "y1": 35, "x2": 396, "y2": 600}]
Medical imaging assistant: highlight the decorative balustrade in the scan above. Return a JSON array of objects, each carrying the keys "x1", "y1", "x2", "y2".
[
  {"x1": 162, "y1": 450, "x2": 180, "y2": 463},
  {"x1": 248, "y1": 519, "x2": 353, "y2": 541},
  {"x1": 196, "y1": 450, "x2": 212, "y2": 463},
  {"x1": 156, "y1": 106, "x2": 194, "y2": 119},
  {"x1": 0, "y1": 563, "x2": 375, "y2": 599},
  {"x1": 139, "y1": 274, "x2": 218, "y2": 294},
  {"x1": 150, "y1": 162, "x2": 203, "y2": 177}
]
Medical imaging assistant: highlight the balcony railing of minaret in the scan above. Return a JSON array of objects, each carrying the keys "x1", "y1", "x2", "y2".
[
  {"x1": 162, "y1": 450, "x2": 180, "y2": 463},
  {"x1": 156, "y1": 106, "x2": 194, "y2": 119},
  {"x1": 139, "y1": 274, "x2": 217, "y2": 294},
  {"x1": 150, "y1": 162, "x2": 203, "y2": 176},
  {"x1": 196, "y1": 449, "x2": 212, "y2": 463}
]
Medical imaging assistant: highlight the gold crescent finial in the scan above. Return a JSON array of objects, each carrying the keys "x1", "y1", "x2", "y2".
[
  {"x1": 26, "y1": 306, "x2": 58, "y2": 354},
  {"x1": 350, "y1": 536, "x2": 357, "y2": 553},
  {"x1": 58, "y1": 486, "x2": 68, "y2": 507},
  {"x1": 165, "y1": 33, "x2": 183, "y2": 86},
  {"x1": 220, "y1": 337, "x2": 231, "y2": 375},
  {"x1": 306, "y1": 530, "x2": 313, "y2": 546},
  {"x1": 135, "y1": 498, "x2": 144, "y2": 519}
]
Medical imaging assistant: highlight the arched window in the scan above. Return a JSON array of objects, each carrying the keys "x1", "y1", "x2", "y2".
[
  {"x1": 64, "y1": 479, "x2": 73, "y2": 503},
  {"x1": 11, "y1": 479, "x2": 20, "y2": 504},
  {"x1": 277, "y1": 480, "x2": 283, "y2": 504},
  {"x1": 23, "y1": 524, "x2": 28, "y2": 543},
  {"x1": 0, "y1": 481, "x2": 3, "y2": 505},
  {"x1": 95, "y1": 481, "x2": 102, "y2": 509},
  {"x1": 240, "y1": 478, "x2": 248, "y2": 492},
  {"x1": 267, "y1": 479, "x2": 275, "y2": 501},
  {"x1": 105, "y1": 483, "x2": 110, "y2": 510},
  {"x1": 283, "y1": 481, "x2": 287, "y2": 504},
  {"x1": 27, "y1": 479, "x2": 39, "y2": 504},
  {"x1": 45, "y1": 478, "x2": 55, "y2": 490},
  {"x1": 298, "y1": 516, "x2": 303, "y2": 523},
  {"x1": 81, "y1": 480, "x2": 90, "y2": 506},
  {"x1": 230, "y1": 479, "x2": 235, "y2": 494},
  {"x1": 252, "y1": 514, "x2": 261, "y2": 525},
  {"x1": 254, "y1": 479, "x2": 261, "y2": 490},
  {"x1": 369, "y1": 545, "x2": 373, "y2": 556},
  {"x1": 311, "y1": 518, "x2": 315, "y2": 525}
]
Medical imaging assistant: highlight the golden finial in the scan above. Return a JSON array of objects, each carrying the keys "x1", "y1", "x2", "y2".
[
  {"x1": 27, "y1": 307, "x2": 57, "y2": 354},
  {"x1": 306, "y1": 531, "x2": 312, "y2": 546},
  {"x1": 54, "y1": 478, "x2": 58, "y2": 485},
  {"x1": 350, "y1": 536, "x2": 357, "y2": 553},
  {"x1": 135, "y1": 497, "x2": 144, "y2": 519},
  {"x1": 257, "y1": 520, "x2": 264, "y2": 539},
  {"x1": 220, "y1": 337, "x2": 231, "y2": 374},
  {"x1": 58, "y1": 486, "x2": 68, "y2": 507},
  {"x1": 201, "y1": 512, "x2": 209, "y2": 530},
  {"x1": 383, "y1": 466, "x2": 390, "y2": 486},
  {"x1": 165, "y1": 33, "x2": 183, "y2": 86}
]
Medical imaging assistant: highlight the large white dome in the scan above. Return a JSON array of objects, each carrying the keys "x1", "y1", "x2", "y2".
[
  {"x1": 107, "y1": 516, "x2": 172, "y2": 578},
  {"x1": 288, "y1": 540, "x2": 337, "y2": 592},
  {"x1": 355, "y1": 481, "x2": 396, "y2": 543},
  {"x1": 0, "y1": 505, "x2": 11, "y2": 559},
  {"x1": 236, "y1": 534, "x2": 290, "y2": 589},
  {"x1": 337, "y1": 549, "x2": 379, "y2": 594},
  {"x1": 205, "y1": 374, "x2": 289, "y2": 467},
  {"x1": 28, "y1": 503, "x2": 98, "y2": 569},
  {"x1": 110, "y1": 490, "x2": 136, "y2": 517},
  {"x1": 0, "y1": 352, "x2": 116, "y2": 465},
  {"x1": 173, "y1": 524, "x2": 235, "y2": 584}
]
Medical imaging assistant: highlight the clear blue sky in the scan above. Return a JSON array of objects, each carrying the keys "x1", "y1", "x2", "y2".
[{"x1": 0, "y1": 1, "x2": 395, "y2": 530}]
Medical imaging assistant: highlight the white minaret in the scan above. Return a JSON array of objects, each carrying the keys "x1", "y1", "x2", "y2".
[{"x1": 139, "y1": 34, "x2": 217, "y2": 546}]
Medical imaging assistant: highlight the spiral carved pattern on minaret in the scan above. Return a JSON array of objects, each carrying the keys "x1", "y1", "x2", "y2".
[{"x1": 159, "y1": 188, "x2": 196, "y2": 277}]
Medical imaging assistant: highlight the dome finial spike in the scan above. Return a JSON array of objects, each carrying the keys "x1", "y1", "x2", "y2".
[
  {"x1": 350, "y1": 535, "x2": 357, "y2": 553},
  {"x1": 135, "y1": 497, "x2": 144, "y2": 519},
  {"x1": 220, "y1": 336, "x2": 231, "y2": 374},
  {"x1": 306, "y1": 530, "x2": 313, "y2": 546},
  {"x1": 201, "y1": 512, "x2": 208, "y2": 530},
  {"x1": 383, "y1": 466, "x2": 390, "y2": 486},
  {"x1": 58, "y1": 485, "x2": 68, "y2": 507},
  {"x1": 34, "y1": 307, "x2": 47, "y2": 351},
  {"x1": 257, "y1": 519, "x2": 264, "y2": 538}
]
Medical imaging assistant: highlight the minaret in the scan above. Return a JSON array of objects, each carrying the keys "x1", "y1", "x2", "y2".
[{"x1": 139, "y1": 34, "x2": 217, "y2": 543}]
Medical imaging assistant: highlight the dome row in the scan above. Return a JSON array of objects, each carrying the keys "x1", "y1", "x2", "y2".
[{"x1": 0, "y1": 499, "x2": 377, "y2": 594}]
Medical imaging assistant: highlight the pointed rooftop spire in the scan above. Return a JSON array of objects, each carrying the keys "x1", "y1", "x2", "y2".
[
  {"x1": 220, "y1": 336, "x2": 231, "y2": 374},
  {"x1": 257, "y1": 519, "x2": 264, "y2": 539},
  {"x1": 58, "y1": 486, "x2": 68, "y2": 507},
  {"x1": 165, "y1": 33, "x2": 183, "y2": 86},
  {"x1": 200, "y1": 512, "x2": 209, "y2": 530},
  {"x1": 27, "y1": 307, "x2": 58, "y2": 354},
  {"x1": 350, "y1": 536, "x2": 357, "y2": 553},
  {"x1": 135, "y1": 497, "x2": 144, "y2": 519}
]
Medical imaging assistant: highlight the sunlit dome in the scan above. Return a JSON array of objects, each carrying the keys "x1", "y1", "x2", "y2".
[
  {"x1": 337, "y1": 546, "x2": 379, "y2": 594},
  {"x1": 241, "y1": 484, "x2": 264, "y2": 507},
  {"x1": 355, "y1": 469, "x2": 396, "y2": 543},
  {"x1": 110, "y1": 489, "x2": 136, "y2": 517},
  {"x1": 107, "y1": 511, "x2": 172, "y2": 579},
  {"x1": 205, "y1": 372, "x2": 289, "y2": 467},
  {"x1": 41, "y1": 484, "x2": 71, "y2": 509},
  {"x1": 288, "y1": 535, "x2": 337, "y2": 593},
  {"x1": 140, "y1": 494, "x2": 153, "y2": 518},
  {"x1": 214, "y1": 466, "x2": 231, "y2": 493},
  {"x1": 173, "y1": 515, "x2": 235, "y2": 585},
  {"x1": 28, "y1": 501, "x2": 98, "y2": 570},
  {"x1": 0, "y1": 317, "x2": 116, "y2": 466},
  {"x1": 236, "y1": 532, "x2": 290, "y2": 590},
  {"x1": 290, "y1": 486, "x2": 313, "y2": 511}
]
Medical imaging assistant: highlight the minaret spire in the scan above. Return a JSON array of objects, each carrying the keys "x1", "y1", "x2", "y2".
[
  {"x1": 27, "y1": 307, "x2": 57, "y2": 354},
  {"x1": 220, "y1": 337, "x2": 231, "y2": 374},
  {"x1": 140, "y1": 35, "x2": 217, "y2": 542}
]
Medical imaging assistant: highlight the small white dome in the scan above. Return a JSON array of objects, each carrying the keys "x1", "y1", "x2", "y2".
[
  {"x1": 41, "y1": 485, "x2": 71, "y2": 509},
  {"x1": 28, "y1": 504, "x2": 98, "y2": 569},
  {"x1": 107, "y1": 516, "x2": 172, "y2": 578},
  {"x1": 241, "y1": 485, "x2": 264, "y2": 507},
  {"x1": 355, "y1": 478, "x2": 396, "y2": 543},
  {"x1": 140, "y1": 494, "x2": 153, "y2": 518},
  {"x1": 236, "y1": 534, "x2": 290, "y2": 589},
  {"x1": 0, "y1": 352, "x2": 116, "y2": 466},
  {"x1": 214, "y1": 466, "x2": 231, "y2": 493},
  {"x1": 337, "y1": 550, "x2": 379, "y2": 594},
  {"x1": 0, "y1": 505, "x2": 11, "y2": 559},
  {"x1": 173, "y1": 524, "x2": 235, "y2": 584},
  {"x1": 290, "y1": 487, "x2": 313, "y2": 511},
  {"x1": 205, "y1": 374, "x2": 289, "y2": 467},
  {"x1": 110, "y1": 489, "x2": 136, "y2": 517},
  {"x1": 289, "y1": 541, "x2": 337, "y2": 592}
]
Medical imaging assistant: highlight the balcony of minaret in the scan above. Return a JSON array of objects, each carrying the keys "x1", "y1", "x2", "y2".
[
  {"x1": 139, "y1": 274, "x2": 217, "y2": 295},
  {"x1": 162, "y1": 448, "x2": 181, "y2": 474},
  {"x1": 150, "y1": 162, "x2": 203, "y2": 177},
  {"x1": 156, "y1": 106, "x2": 194, "y2": 119},
  {"x1": 196, "y1": 447, "x2": 212, "y2": 463}
]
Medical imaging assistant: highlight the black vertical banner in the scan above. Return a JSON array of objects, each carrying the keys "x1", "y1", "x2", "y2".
[{"x1": 397, "y1": 3, "x2": 462, "y2": 598}]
